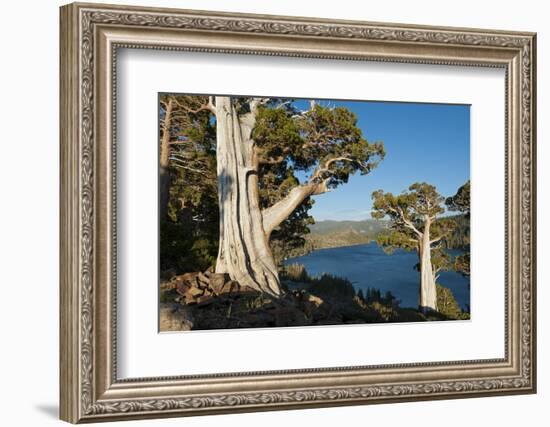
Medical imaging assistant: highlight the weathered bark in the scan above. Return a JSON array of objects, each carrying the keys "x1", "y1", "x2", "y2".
[
  {"x1": 159, "y1": 98, "x2": 173, "y2": 221},
  {"x1": 418, "y1": 216, "x2": 437, "y2": 312},
  {"x1": 214, "y1": 96, "x2": 281, "y2": 296},
  {"x1": 262, "y1": 180, "x2": 327, "y2": 238}
]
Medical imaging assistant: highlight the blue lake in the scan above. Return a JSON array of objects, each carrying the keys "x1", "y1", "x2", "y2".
[{"x1": 284, "y1": 242, "x2": 470, "y2": 310}]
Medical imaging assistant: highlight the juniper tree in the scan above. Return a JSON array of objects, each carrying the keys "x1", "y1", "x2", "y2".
[
  {"x1": 159, "y1": 95, "x2": 218, "y2": 273},
  {"x1": 372, "y1": 183, "x2": 454, "y2": 312},
  {"x1": 166, "y1": 96, "x2": 384, "y2": 296},
  {"x1": 159, "y1": 94, "x2": 215, "y2": 220}
]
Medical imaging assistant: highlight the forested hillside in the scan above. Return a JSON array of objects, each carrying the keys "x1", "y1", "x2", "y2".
[{"x1": 441, "y1": 214, "x2": 470, "y2": 250}]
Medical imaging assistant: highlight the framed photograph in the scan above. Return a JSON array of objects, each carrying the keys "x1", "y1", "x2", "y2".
[{"x1": 60, "y1": 2, "x2": 537, "y2": 423}]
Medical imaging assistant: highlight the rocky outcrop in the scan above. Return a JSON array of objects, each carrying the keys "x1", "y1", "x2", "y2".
[
  {"x1": 168, "y1": 268, "x2": 255, "y2": 306},
  {"x1": 159, "y1": 270, "x2": 337, "y2": 331}
]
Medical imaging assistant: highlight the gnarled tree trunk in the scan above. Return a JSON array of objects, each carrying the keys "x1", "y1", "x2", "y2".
[
  {"x1": 214, "y1": 96, "x2": 282, "y2": 296},
  {"x1": 418, "y1": 216, "x2": 437, "y2": 312}
]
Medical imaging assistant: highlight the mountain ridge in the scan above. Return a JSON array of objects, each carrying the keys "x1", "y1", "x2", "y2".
[
  {"x1": 309, "y1": 218, "x2": 389, "y2": 236},
  {"x1": 299, "y1": 219, "x2": 390, "y2": 253}
]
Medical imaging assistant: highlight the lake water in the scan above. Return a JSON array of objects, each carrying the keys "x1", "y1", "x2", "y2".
[{"x1": 284, "y1": 242, "x2": 470, "y2": 310}]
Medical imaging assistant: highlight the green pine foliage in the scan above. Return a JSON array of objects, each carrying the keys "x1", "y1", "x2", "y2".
[
  {"x1": 445, "y1": 180, "x2": 470, "y2": 214},
  {"x1": 372, "y1": 182, "x2": 454, "y2": 255},
  {"x1": 454, "y1": 252, "x2": 471, "y2": 276},
  {"x1": 159, "y1": 95, "x2": 219, "y2": 275},
  {"x1": 436, "y1": 284, "x2": 469, "y2": 320},
  {"x1": 308, "y1": 274, "x2": 357, "y2": 301},
  {"x1": 441, "y1": 214, "x2": 470, "y2": 250}
]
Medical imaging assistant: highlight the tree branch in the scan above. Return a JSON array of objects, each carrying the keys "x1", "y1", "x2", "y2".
[
  {"x1": 430, "y1": 235, "x2": 445, "y2": 244},
  {"x1": 249, "y1": 97, "x2": 270, "y2": 114},
  {"x1": 384, "y1": 205, "x2": 422, "y2": 238},
  {"x1": 310, "y1": 156, "x2": 355, "y2": 182},
  {"x1": 262, "y1": 181, "x2": 327, "y2": 237},
  {"x1": 396, "y1": 206, "x2": 423, "y2": 238},
  {"x1": 291, "y1": 99, "x2": 317, "y2": 118},
  {"x1": 169, "y1": 159, "x2": 211, "y2": 177},
  {"x1": 258, "y1": 155, "x2": 286, "y2": 165},
  {"x1": 276, "y1": 100, "x2": 292, "y2": 110},
  {"x1": 431, "y1": 242, "x2": 444, "y2": 251},
  {"x1": 173, "y1": 98, "x2": 216, "y2": 115}
]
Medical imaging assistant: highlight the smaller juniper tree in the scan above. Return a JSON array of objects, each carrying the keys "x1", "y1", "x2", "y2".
[{"x1": 372, "y1": 183, "x2": 454, "y2": 312}]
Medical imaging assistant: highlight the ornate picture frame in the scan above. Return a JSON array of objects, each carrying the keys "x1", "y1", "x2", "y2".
[{"x1": 60, "y1": 2, "x2": 536, "y2": 423}]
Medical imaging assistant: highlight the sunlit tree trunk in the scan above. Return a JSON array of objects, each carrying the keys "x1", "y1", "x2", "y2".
[
  {"x1": 212, "y1": 97, "x2": 345, "y2": 296},
  {"x1": 214, "y1": 96, "x2": 282, "y2": 296},
  {"x1": 418, "y1": 216, "x2": 437, "y2": 312}
]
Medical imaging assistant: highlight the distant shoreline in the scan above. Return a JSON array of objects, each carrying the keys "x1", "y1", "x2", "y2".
[
  {"x1": 285, "y1": 240, "x2": 374, "y2": 262},
  {"x1": 308, "y1": 239, "x2": 373, "y2": 252}
]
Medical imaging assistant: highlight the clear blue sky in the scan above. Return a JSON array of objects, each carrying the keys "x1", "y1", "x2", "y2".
[{"x1": 294, "y1": 99, "x2": 470, "y2": 221}]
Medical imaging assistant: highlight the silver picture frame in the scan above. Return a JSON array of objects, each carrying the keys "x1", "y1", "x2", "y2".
[{"x1": 60, "y1": 2, "x2": 536, "y2": 422}]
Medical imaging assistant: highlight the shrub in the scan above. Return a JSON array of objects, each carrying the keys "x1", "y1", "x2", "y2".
[
  {"x1": 436, "y1": 284, "x2": 469, "y2": 320},
  {"x1": 308, "y1": 274, "x2": 356, "y2": 301},
  {"x1": 282, "y1": 263, "x2": 309, "y2": 282},
  {"x1": 281, "y1": 265, "x2": 356, "y2": 301},
  {"x1": 362, "y1": 287, "x2": 398, "y2": 307}
]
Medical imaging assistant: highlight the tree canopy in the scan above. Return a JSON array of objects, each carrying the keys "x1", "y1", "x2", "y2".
[
  {"x1": 253, "y1": 101, "x2": 384, "y2": 190},
  {"x1": 445, "y1": 180, "x2": 470, "y2": 216},
  {"x1": 372, "y1": 183, "x2": 453, "y2": 253}
]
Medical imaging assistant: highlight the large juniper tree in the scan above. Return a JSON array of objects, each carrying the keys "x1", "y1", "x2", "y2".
[
  {"x1": 166, "y1": 96, "x2": 384, "y2": 296},
  {"x1": 372, "y1": 183, "x2": 453, "y2": 312}
]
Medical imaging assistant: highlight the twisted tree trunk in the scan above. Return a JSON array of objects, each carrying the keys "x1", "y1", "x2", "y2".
[
  {"x1": 214, "y1": 96, "x2": 282, "y2": 296},
  {"x1": 418, "y1": 216, "x2": 437, "y2": 312}
]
